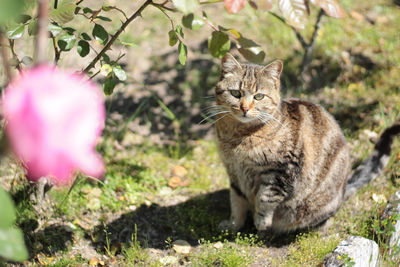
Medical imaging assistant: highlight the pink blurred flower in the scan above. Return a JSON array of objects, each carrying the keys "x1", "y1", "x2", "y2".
[{"x1": 2, "y1": 65, "x2": 105, "y2": 185}]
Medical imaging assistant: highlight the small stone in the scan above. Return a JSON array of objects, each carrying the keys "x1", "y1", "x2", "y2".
[
  {"x1": 323, "y1": 236, "x2": 378, "y2": 267},
  {"x1": 171, "y1": 165, "x2": 188, "y2": 177},
  {"x1": 159, "y1": 255, "x2": 178, "y2": 265},
  {"x1": 213, "y1": 241, "x2": 223, "y2": 249},
  {"x1": 372, "y1": 193, "x2": 387, "y2": 204},
  {"x1": 172, "y1": 240, "x2": 192, "y2": 254},
  {"x1": 129, "y1": 205, "x2": 137, "y2": 211}
]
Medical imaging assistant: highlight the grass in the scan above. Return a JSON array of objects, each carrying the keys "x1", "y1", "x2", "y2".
[{"x1": 1, "y1": 0, "x2": 400, "y2": 265}]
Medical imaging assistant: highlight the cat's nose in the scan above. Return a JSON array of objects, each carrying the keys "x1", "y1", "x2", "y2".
[{"x1": 241, "y1": 105, "x2": 249, "y2": 115}]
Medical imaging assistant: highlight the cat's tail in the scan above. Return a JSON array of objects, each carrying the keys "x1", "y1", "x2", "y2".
[{"x1": 344, "y1": 123, "x2": 400, "y2": 199}]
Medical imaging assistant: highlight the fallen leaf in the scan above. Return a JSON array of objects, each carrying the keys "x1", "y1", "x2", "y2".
[
  {"x1": 168, "y1": 176, "x2": 183, "y2": 189},
  {"x1": 89, "y1": 257, "x2": 100, "y2": 266},
  {"x1": 173, "y1": 240, "x2": 192, "y2": 254},
  {"x1": 36, "y1": 253, "x2": 54, "y2": 265},
  {"x1": 172, "y1": 165, "x2": 188, "y2": 177},
  {"x1": 168, "y1": 176, "x2": 190, "y2": 189}
]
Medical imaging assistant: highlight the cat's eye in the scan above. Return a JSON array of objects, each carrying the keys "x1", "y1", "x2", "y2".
[
  {"x1": 254, "y1": 93, "x2": 265, "y2": 100},
  {"x1": 230, "y1": 90, "x2": 241, "y2": 98}
]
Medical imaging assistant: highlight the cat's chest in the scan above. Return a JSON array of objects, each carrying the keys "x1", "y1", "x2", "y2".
[{"x1": 217, "y1": 134, "x2": 280, "y2": 169}]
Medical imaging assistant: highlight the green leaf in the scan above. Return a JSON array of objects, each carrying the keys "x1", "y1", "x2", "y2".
[
  {"x1": 168, "y1": 30, "x2": 178, "y2": 46},
  {"x1": 103, "y1": 76, "x2": 117, "y2": 95},
  {"x1": 100, "y1": 64, "x2": 112, "y2": 76},
  {"x1": 172, "y1": 0, "x2": 199, "y2": 14},
  {"x1": 21, "y1": 56, "x2": 33, "y2": 65},
  {"x1": 77, "y1": 40, "x2": 90, "y2": 57},
  {"x1": 57, "y1": 32, "x2": 76, "y2": 51},
  {"x1": 182, "y1": 13, "x2": 204, "y2": 30},
  {"x1": 178, "y1": 41, "x2": 187, "y2": 65},
  {"x1": 96, "y1": 16, "x2": 112, "y2": 22},
  {"x1": 80, "y1": 32, "x2": 91, "y2": 41},
  {"x1": 92, "y1": 23, "x2": 108, "y2": 45},
  {"x1": 102, "y1": 53, "x2": 111, "y2": 64},
  {"x1": 17, "y1": 14, "x2": 31, "y2": 24},
  {"x1": 0, "y1": 227, "x2": 28, "y2": 262},
  {"x1": 82, "y1": 7, "x2": 93, "y2": 13},
  {"x1": 208, "y1": 31, "x2": 230, "y2": 58},
  {"x1": 28, "y1": 19, "x2": 37, "y2": 35},
  {"x1": 50, "y1": 0, "x2": 76, "y2": 24},
  {"x1": 6, "y1": 24, "x2": 25, "y2": 39},
  {"x1": 176, "y1": 25, "x2": 184, "y2": 38},
  {"x1": 48, "y1": 23, "x2": 62, "y2": 36},
  {"x1": 237, "y1": 37, "x2": 265, "y2": 63},
  {"x1": 112, "y1": 65, "x2": 127, "y2": 81},
  {"x1": 0, "y1": 188, "x2": 16, "y2": 229},
  {"x1": 102, "y1": 5, "x2": 113, "y2": 11},
  {"x1": 278, "y1": 0, "x2": 309, "y2": 29}
]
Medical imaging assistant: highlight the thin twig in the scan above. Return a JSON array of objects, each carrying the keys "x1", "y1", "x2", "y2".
[
  {"x1": 152, "y1": 3, "x2": 174, "y2": 29},
  {"x1": 268, "y1": 11, "x2": 307, "y2": 50},
  {"x1": 82, "y1": 0, "x2": 153, "y2": 73},
  {"x1": 51, "y1": 35, "x2": 61, "y2": 63},
  {"x1": 35, "y1": 0, "x2": 49, "y2": 65},
  {"x1": 299, "y1": 9, "x2": 325, "y2": 80},
  {"x1": 0, "y1": 32, "x2": 13, "y2": 82},
  {"x1": 76, "y1": 0, "x2": 85, "y2": 5},
  {"x1": 200, "y1": 0, "x2": 223, "y2": 4},
  {"x1": 8, "y1": 39, "x2": 22, "y2": 71}
]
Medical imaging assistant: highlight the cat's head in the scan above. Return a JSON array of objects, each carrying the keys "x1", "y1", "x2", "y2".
[{"x1": 215, "y1": 54, "x2": 283, "y2": 124}]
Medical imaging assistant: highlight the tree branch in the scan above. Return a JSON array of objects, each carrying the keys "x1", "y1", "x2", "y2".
[
  {"x1": 83, "y1": 0, "x2": 153, "y2": 74},
  {"x1": 268, "y1": 11, "x2": 307, "y2": 50},
  {"x1": 0, "y1": 32, "x2": 13, "y2": 83},
  {"x1": 34, "y1": 0, "x2": 50, "y2": 65},
  {"x1": 299, "y1": 9, "x2": 325, "y2": 80}
]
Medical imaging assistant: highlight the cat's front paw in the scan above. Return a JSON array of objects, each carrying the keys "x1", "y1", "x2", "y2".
[
  {"x1": 254, "y1": 214, "x2": 273, "y2": 231},
  {"x1": 218, "y1": 220, "x2": 241, "y2": 232}
]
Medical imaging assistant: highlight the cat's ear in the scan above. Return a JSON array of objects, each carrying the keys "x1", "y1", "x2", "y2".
[
  {"x1": 221, "y1": 53, "x2": 242, "y2": 74},
  {"x1": 262, "y1": 60, "x2": 283, "y2": 80}
]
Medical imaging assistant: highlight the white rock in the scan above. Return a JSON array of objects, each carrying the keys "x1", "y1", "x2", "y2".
[{"x1": 323, "y1": 236, "x2": 379, "y2": 267}]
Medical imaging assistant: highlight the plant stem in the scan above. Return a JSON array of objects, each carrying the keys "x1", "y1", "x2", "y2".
[
  {"x1": 54, "y1": 0, "x2": 58, "y2": 9},
  {"x1": 34, "y1": 0, "x2": 50, "y2": 65},
  {"x1": 0, "y1": 32, "x2": 13, "y2": 82},
  {"x1": 83, "y1": 0, "x2": 153, "y2": 74},
  {"x1": 299, "y1": 9, "x2": 325, "y2": 81}
]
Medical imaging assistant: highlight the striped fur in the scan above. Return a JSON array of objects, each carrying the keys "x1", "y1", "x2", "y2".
[{"x1": 215, "y1": 54, "x2": 399, "y2": 233}]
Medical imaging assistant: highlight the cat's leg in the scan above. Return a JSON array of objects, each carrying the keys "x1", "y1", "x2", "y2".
[
  {"x1": 254, "y1": 176, "x2": 292, "y2": 231},
  {"x1": 219, "y1": 186, "x2": 249, "y2": 231}
]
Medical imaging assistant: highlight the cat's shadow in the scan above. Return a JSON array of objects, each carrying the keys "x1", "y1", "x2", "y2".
[{"x1": 89, "y1": 189, "x2": 299, "y2": 253}]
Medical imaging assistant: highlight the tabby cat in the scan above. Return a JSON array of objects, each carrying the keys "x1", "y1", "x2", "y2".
[{"x1": 213, "y1": 53, "x2": 400, "y2": 233}]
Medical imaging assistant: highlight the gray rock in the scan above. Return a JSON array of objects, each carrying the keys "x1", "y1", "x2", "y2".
[{"x1": 323, "y1": 236, "x2": 379, "y2": 267}]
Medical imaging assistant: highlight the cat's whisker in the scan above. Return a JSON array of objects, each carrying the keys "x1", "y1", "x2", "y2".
[
  {"x1": 258, "y1": 112, "x2": 282, "y2": 126},
  {"x1": 210, "y1": 113, "x2": 231, "y2": 125},
  {"x1": 199, "y1": 110, "x2": 230, "y2": 124}
]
